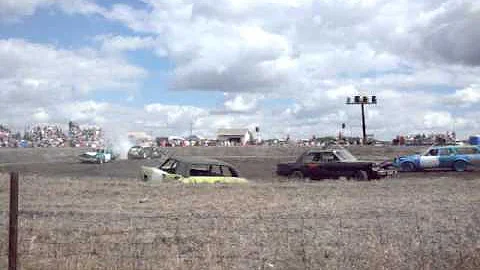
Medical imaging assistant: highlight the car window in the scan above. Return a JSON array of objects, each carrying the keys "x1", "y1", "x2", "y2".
[
  {"x1": 335, "y1": 150, "x2": 357, "y2": 161},
  {"x1": 221, "y1": 166, "x2": 239, "y2": 177},
  {"x1": 190, "y1": 163, "x2": 210, "y2": 176},
  {"x1": 438, "y1": 148, "x2": 452, "y2": 156},
  {"x1": 456, "y1": 147, "x2": 479, "y2": 155},
  {"x1": 321, "y1": 152, "x2": 338, "y2": 162},
  {"x1": 160, "y1": 159, "x2": 177, "y2": 173},
  {"x1": 303, "y1": 153, "x2": 317, "y2": 163},
  {"x1": 312, "y1": 153, "x2": 322, "y2": 162},
  {"x1": 209, "y1": 165, "x2": 223, "y2": 176},
  {"x1": 425, "y1": 148, "x2": 439, "y2": 156}
]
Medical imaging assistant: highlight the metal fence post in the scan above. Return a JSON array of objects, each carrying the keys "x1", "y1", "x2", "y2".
[{"x1": 9, "y1": 171, "x2": 19, "y2": 270}]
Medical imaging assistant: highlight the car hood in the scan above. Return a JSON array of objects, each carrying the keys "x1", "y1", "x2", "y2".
[
  {"x1": 396, "y1": 154, "x2": 419, "y2": 160},
  {"x1": 393, "y1": 155, "x2": 419, "y2": 163}
]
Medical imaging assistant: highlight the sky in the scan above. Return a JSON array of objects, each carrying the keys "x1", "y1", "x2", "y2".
[{"x1": 1, "y1": 0, "x2": 480, "y2": 140}]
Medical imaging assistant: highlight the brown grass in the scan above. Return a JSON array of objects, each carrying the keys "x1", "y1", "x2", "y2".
[{"x1": 1, "y1": 173, "x2": 480, "y2": 269}]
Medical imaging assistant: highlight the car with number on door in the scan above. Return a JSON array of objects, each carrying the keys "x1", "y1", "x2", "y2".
[{"x1": 393, "y1": 145, "x2": 480, "y2": 172}]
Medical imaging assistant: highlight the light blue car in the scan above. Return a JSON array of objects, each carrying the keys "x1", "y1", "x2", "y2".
[{"x1": 393, "y1": 145, "x2": 480, "y2": 172}]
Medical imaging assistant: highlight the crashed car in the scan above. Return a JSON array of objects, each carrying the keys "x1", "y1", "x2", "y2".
[
  {"x1": 276, "y1": 148, "x2": 395, "y2": 180},
  {"x1": 393, "y1": 145, "x2": 480, "y2": 172},
  {"x1": 128, "y1": 146, "x2": 165, "y2": 159},
  {"x1": 140, "y1": 156, "x2": 248, "y2": 184},
  {"x1": 79, "y1": 148, "x2": 117, "y2": 164}
]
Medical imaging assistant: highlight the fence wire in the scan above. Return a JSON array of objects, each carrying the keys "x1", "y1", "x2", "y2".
[{"x1": 1, "y1": 210, "x2": 480, "y2": 270}]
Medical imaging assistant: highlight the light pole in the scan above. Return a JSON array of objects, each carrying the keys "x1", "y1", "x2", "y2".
[{"x1": 346, "y1": 95, "x2": 377, "y2": 145}]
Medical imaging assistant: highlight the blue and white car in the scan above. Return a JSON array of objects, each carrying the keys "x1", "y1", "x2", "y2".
[{"x1": 393, "y1": 145, "x2": 480, "y2": 172}]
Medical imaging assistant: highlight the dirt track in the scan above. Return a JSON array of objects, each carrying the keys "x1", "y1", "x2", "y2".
[{"x1": 1, "y1": 146, "x2": 480, "y2": 181}]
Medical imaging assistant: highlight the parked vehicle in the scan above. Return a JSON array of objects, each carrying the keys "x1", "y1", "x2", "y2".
[
  {"x1": 79, "y1": 148, "x2": 117, "y2": 164},
  {"x1": 393, "y1": 145, "x2": 480, "y2": 172},
  {"x1": 276, "y1": 148, "x2": 395, "y2": 180},
  {"x1": 128, "y1": 146, "x2": 165, "y2": 160},
  {"x1": 140, "y1": 156, "x2": 248, "y2": 184}
]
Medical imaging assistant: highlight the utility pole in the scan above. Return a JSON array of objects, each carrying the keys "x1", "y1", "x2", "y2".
[{"x1": 346, "y1": 95, "x2": 377, "y2": 145}]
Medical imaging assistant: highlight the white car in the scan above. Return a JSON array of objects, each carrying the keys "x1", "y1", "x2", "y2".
[{"x1": 79, "y1": 148, "x2": 116, "y2": 164}]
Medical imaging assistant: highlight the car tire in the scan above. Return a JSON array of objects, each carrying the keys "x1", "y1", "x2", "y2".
[
  {"x1": 288, "y1": 170, "x2": 304, "y2": 181},
  {"x1": 354, "y1": 170, "x2": 368, "y2": 181},
  {"x1": 453, "y1": 160, "x2": 467, "y2": 172},
  {"x1": 400, "y1": 162, "x2": 416, "y2": 172}
]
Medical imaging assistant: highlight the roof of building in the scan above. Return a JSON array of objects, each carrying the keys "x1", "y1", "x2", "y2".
[{"x1": 217, "y1": 128, "x2": 249, "y2": 136}]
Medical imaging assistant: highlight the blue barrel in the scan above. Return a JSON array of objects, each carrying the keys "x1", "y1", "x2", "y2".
[{"x1": 469, "y1": 135, "x2": 480, "y2": 145}]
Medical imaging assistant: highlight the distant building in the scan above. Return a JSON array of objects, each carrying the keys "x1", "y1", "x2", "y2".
[{"x1": 216, "y1": 128, "x2": 253, "y2": 146}]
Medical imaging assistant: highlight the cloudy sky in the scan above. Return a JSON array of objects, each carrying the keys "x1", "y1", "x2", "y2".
[{"x1": 1, "y1": 0, "x2": 480, "y2": 140}]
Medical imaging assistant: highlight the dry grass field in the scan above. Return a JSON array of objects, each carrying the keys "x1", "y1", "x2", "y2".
[
  {"x1": 1, "y1": 173, "x2": 480, "y2": 269},
  {"x1": 1, "y1": 146, "x2": 479, "y2": 269}
]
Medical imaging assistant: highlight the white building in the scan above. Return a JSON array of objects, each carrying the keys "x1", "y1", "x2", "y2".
[{"x1": 216, "y1": 128, "x2": 253, "y2": 146}]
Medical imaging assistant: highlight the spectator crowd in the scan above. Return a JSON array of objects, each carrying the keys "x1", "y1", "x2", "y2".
[
  {"x1": 69, "y1": 121, "x2": 104, "y2": 148},
  {"x1": 0, "y1": 125, "x2": 21, "y2": 147},
  {"x1": 0, "y1": 122, "x2": 106, "y2": 148}
]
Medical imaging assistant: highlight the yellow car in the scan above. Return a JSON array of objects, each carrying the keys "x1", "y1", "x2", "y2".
[{"x1": 140, "y1": 156, "x2": 248, "y2": 184}]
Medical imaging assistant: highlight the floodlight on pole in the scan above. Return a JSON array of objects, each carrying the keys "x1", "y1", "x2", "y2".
[{"x1": 346, "y1": 95, "x2": 377, "y2": 145}]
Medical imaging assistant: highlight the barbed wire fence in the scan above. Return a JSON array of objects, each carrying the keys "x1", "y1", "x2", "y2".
[{"x1": 1, "y1": 172, "x2": 480, "y2": 270}]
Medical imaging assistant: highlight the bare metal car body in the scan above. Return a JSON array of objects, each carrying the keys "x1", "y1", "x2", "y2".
[{"x1": 140, "y1": 156, "x2": 248, "y2": 184}]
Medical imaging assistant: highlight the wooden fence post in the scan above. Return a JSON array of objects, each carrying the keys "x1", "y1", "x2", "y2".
[{"x1": 9, "y1": 171, "x2": 19, "y2": 270}]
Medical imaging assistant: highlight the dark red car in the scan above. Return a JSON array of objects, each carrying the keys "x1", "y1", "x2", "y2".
[{"x1": 276, "y1": 148, "x2": 395, "y2": 180}]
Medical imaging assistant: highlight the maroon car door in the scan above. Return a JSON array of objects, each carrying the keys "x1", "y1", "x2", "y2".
[{"x1": 307, "y1": 153, "x2": 332, "y2": 179}]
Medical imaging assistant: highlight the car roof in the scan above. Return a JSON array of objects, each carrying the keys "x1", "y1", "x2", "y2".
[{"x1": 169, "y1": 156, "x2": 236, "y2": 167}]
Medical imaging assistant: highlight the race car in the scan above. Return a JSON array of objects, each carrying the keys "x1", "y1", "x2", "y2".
[
  {"x1": 127, "y1": 146, "x2": 165, "y2": 160},
  {"x1": 140, "y1": 156, "x2": 248, "y2": 184},
  {"x1": 79, "y1": 148, "x2": 117, "y2": 164},
  {"x1": 276, "y1": 148, "x2": 395, "y2": 181},
  {"x1": 393, "y1": 145, "x2": 480, "y2": 172}
]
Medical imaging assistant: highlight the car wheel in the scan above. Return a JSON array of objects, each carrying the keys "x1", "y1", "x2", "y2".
[
  {"x1": 453, "y1": 160, "x2": 467, "y2": 172},
  {"x1": 400, "y1": 162, "x2": 416, "y2": 172},
  {"x1": 288, "y1": 170, "x2": 304, "y2": 181},
  {"x1": 354, "y1": 170, "x2": 368, "y2": 181}
]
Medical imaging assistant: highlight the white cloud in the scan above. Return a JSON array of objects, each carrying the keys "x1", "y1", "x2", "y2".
[
  {"x1": 95, "y1": 35, "x2": 158, "y2": 53},
  {"x1": 32, "y1": 108, "x2": 50, "y2": 122},
  {"x1": 0, "y1": 0, "x2": 103, "y2": 22},
  {"x1": 447, "y1": 85, "x2": 480, "y2": 106},
  {"x1": 0, "y1": 0, "x2": 52, "y2": 22},
  {"x1": 60, "y1": 101, "x2": 110, "y2": 123},
  {"x1": 0, "y1": 39, "x2": 146, "y2": 105},
  {"x1": 218, "y1": 93, "x2": 263, "y2": 113},
  {"x1": 4, "y1": 0, "x2": 480, "y2": 140},
  {"x1": 423, "y1": 111, "x2": 453, "y2": 129},
  {"x1": 0, "y1": 39, "x2": 146, "y2": 129}
]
